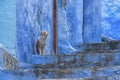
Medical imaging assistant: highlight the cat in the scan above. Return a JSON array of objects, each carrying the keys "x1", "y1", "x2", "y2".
[{"x1": 35, "y1": 31, "x2": 48, "y2": 55}]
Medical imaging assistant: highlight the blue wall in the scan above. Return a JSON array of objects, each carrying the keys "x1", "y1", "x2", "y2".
[
  {"x1": 16, "y1": 0, "x2": 53, "y2": 63},
  {"x1": 83, "y1": 0, "x2": 101, "y2": 43},
  {"x1": 102, "y1": 0, "x2": 120, "y2": 40},
  {"x1": 57, "y1": 0, "x2": 83, "y2": 54},
  {"x1": 16, "y1": 0, "x2": 101, "y2": 62},
  {"x1": 57, "y1": 0, "x2": 101, "y2": 53},
  {"x1": 0, "y1": 0, "x2": 16, "y2": 56},
  {"x1": 1, "y1": 0, "x2": 119, "y2": 63}
]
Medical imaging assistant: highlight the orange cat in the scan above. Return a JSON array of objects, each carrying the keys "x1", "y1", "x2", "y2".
[{"x1": 36, "y1": 31, "x2": 48, "y2": 55}]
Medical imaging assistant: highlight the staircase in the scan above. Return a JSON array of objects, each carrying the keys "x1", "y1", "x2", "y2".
[{"x1": 0, "y1": 41, "x2": 120, "y2": 80}]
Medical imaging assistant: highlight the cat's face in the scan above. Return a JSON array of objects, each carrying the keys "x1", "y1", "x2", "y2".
[{"x1": 40, "y1": 31, "x2": 48, "y2": 39}]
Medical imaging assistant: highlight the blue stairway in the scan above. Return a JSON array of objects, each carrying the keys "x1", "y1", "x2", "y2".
[{"x1": 0, "y1": 41, "x2": 120, "y2": 80}]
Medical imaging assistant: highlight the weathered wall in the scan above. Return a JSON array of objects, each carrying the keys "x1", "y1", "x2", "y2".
[
  {"x1": 57, "y1": 0, "x2": 101, "y2": 53},
  {"x1": 102, "y1": 0, "x2": 120, "y2": 40},
  {"x1": 83, "y1": 0, "x2": 101, "y2": 43},
  {"x1": 0, "y1": 0, "x2": 16, "y2": 56},
  {"x1": 16, "y1": 0, "x2": 101, "y2": 62},
  {"x1": 16, "y1": 0, "x2": 53, "y2": 63},
  {"x1": 57, "y1": 0, "x2": 83, "y2": 54}
]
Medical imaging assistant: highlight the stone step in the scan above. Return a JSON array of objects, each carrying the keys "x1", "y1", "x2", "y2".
[
  {"x1": 30, "y1": 50, "x2": 120, "y2": 69},
  {"x1": 0, "y1": 48, "x2": 19, "y2": 70},
  {"x1": 42, "y1": 75, "x2": 120, "y2": 80},
  {"x1": 78, "y1": 41, "x2": 120, "y2": 52},
  {"x1": 1, "y1": 65, "x2": 120, "y2": 79}
]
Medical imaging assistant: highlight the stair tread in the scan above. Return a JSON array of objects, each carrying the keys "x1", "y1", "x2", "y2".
[
  {"x1": 33, "y1": 50, "x2": 120, "y2": 57},
  {"x1": 1, "y1": 65, "x2": 120, "y2": 79},
  {"x1": 31, "y1": 50, "x2": 120, "y2": 66},
  {"x1": 42, "y1": 75, "x2": 120, "y2": 80},
  {"x1": 78, "y1": 41, "x2": 120, "y2": 51}
]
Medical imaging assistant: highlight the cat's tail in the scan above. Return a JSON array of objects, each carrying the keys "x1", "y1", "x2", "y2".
[{"x1": 35, "y1": 40, "x2": 40, "y2": 55}]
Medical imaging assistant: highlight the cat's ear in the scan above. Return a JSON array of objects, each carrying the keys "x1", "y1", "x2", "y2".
[
  {"x1": 46, "y1": 32, "x2": 48, "y2": 35},
  {"x1": 40, "y1": 31, "x2": 43, "y2": 36}
]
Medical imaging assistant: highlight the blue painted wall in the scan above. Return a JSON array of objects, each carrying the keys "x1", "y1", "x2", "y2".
[
  {"x1": 0, "y1": 0, "x2": 16, "y2": 56},
  {"x1": 57, "y1": 0, "x2": 83, "y2": 54},
  {"x1": 1, "y1": 0, "x2": 120, "y2": 79},
  {"x1": 102, "y1": 0, "x2": 120, "y2": 40},
  {"x1": 83, "y1": 0, "x2": 101, "y2": 43},
  {"x1": 16, "y1": 0, "x2": 53, "y2": 63},
  {"x1": 16, "y1": 0, "x2": 101, "y2": 62},
  {"x1": 57, "y1": 0, "x2": 101, "y2": 53},
  {"x1": 0, "y1": 0, "x2": 119, "y2": 64}
]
